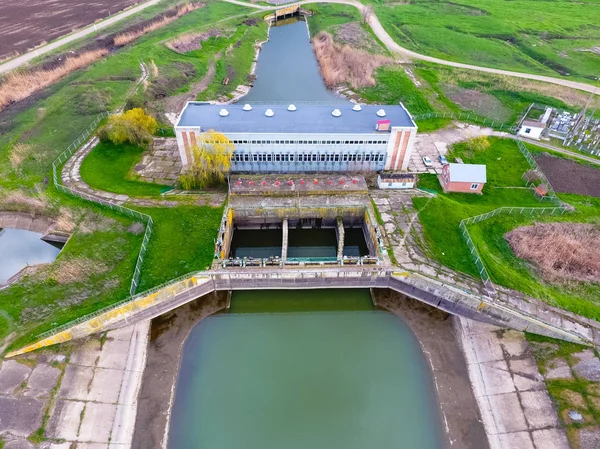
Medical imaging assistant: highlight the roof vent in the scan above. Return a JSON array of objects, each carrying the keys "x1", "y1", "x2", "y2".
[
  {"x1": 265, "y1": 108, "x2": 274, "y2": 117},
  {"x1": 219, "y1": 108, "x2": 229, "y2": 117},
  {"x1": 242, "y1": 104, "x2": 252, "y2": 111},
  {"x1": 352, "y1": 104, "x2": 362, "y2": 111},
  {"x1": 287, "y1": 104, "x2": 297, "y2": 111},
  {"x1": 332, "y1": 109, "x2": 342, "y2": 117},
  {"x1": 376, "y1": 109, "x2": 386, "y2": 117}
]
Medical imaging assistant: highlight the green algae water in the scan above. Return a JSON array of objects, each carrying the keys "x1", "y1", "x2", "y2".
[{"x1": 168, "y1": 290, "x2": 445, "y2": 449}]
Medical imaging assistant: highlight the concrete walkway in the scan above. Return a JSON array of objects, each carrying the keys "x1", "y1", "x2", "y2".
[
  {"x1": 223, "y1": 0, "x2": 600, "y2": 95},
  {"x1": 458, "y1": 318, "x2": 570, "y2": 449},
  {"x1": 0, "y1": 0, "x2": 161, "y2": 74}
]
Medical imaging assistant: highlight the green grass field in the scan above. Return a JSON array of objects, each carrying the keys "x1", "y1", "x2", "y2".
[
  {"x1": 415, "y1": 138, "x2": 600, "y2": 319},
  {"x1": 0, "y1": 1, "x2": 256, "y2": 189},
  {"x1": 0, "y1": 1, "x2": 251, "y2": 351},
  {"x1": 415, "y1": 62, "x2": 580, "y2": 124},
  {"x1": 80, "y1": 141, "x2": 169, "y2": 196},
  {"x1": 135, "y1": 205, "x2": 224, "y2": 290},
  {"x1": 369, "y1": 0, "x2": 600, "y2": 82}
]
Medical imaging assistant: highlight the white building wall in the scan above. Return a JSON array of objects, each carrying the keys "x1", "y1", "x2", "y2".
[
  {"x1": 175, "y1": 128, "x2": 417, "y2": 172},
  {"x1": 518, "y1": 126, "x2": 544, "y2": 140}
]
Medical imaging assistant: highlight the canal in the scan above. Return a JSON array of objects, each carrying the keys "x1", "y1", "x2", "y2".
[
  {"x1": 0, "y1": 228, "x2": 62, "y2": 285},
  {"x1": 167, "y1": 16, "x2": 445, "y2": 449},
  {"x1": 168, "y1": 290, "x2": 445, "y2": 449},
  {"x1": 242, "y1": 18, "x2": 343, "y2": 103}
]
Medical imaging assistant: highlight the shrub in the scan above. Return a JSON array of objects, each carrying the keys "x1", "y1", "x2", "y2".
[{"x1": 98, "y1": 108, "x2": 157, "y2": 147}]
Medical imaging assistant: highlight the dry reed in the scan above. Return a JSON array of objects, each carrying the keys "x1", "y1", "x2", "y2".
[
  {"x1": 312, "y1": 32, "x2": 391, "y2": 89},
  {"x1": 0, "y1": 49, "x2": 108, "y2": 110},
  {"x1": 0, "y1": 190, "x2": 50, "y2": 212},
  {"x1": 9, "y1": 142, "x2": 35, "y2": 169},
  {"x1": 505, "y1": 222, "x2": 600, "y2": 284},
  {"x1": 114, "y1": 3, "x2": 203, "y2": 47},
  {"x1": 51, "y1": 257, "x2": 109, "y2": 284},
  {"x1": 166, "y1": 29, "x2": 221, "y2": 53},
  {"x1": 55, "y1": 207, "x2": 76, "y2": 233}
]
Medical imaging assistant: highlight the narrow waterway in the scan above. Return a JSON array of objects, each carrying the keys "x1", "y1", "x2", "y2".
[
  {"x1": 167, "y1": 15, "x2": 446, "y2": 449},
  {"x1": 168, "y1": 290, "x2": 445, "y2": 449},
  {"x1": 0, "y1": 228, "x2": 61, "y2": 284},
  {"x1": 242, "y1": 18, "x2": 343, "y2": 103}
]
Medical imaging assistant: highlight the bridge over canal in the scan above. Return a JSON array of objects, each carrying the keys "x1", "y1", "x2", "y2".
[{"x1": 7, "y1": 266, "x2": 595, "y2": 357}]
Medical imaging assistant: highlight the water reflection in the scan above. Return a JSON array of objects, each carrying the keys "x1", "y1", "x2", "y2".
[
  {"x1": 0, "y1": 228, "x2": 61, "y2": 284},
  {"x1": 242, "y1": 18, "x2": 344, "y2": 103}
]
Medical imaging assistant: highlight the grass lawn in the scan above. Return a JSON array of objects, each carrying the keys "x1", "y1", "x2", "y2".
[
  {"x1": 306, "y1": 3, "x2": 361, "y2": 36},
  {"x1": 413, "y1": 137, "x2": 542, "y2": 276},
  {"x1": 415, "y1": 137, "x2": 600, "y2": 319},
  {"x1": 367, "y1": 0, "x2": 600, "y2": 82},
  {"x1": 359, "y1": 65, "x2": 435, "y2": 115},
  {"x1": 449, "y1": 137, "x2": 531, "y2": 187},
  {"x1": 80, "y1": 141, "x2": 170, "y2": 196},
  {"x1": 135, "y1": 205, "x2": 223, "y2": 290},
  {"x1": 414, "y1": 62, "x2": 581, "y2": 125}
]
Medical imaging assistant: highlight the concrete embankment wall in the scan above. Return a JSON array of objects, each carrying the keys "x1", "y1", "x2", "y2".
[
  {"x1": 389, "y1": 275, "x2": 584, "y2": 343},
  {"x1": 0, "y1": 212, "x2": 55, "y2": 235},
  {"x1": 7, "y1": 269, "x2": 593, "y2": 358}
]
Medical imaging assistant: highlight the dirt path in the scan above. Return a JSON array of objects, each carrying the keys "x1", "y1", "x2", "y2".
[
  {"x1": 223, "y1": 0, "x2": 600, "y2": 95},
  {"x1": 165, "y1": 56, "x2": 220, "y2": 116}
]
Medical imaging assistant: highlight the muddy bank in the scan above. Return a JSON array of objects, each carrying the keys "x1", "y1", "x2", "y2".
[
  {"x1": 131, "y1": 290, "x2": 228, "y2": 449},
  {"x1": 373, "y1": 288, "x2": 489, "y2": 449}
]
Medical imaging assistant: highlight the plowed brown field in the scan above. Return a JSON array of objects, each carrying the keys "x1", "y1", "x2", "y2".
[
  {"x1": 535, "y1": 153, "x2": 600, "y2": 198},
  {"x1": 0, "y1": 0, "x2": 139, "y2": 60}
]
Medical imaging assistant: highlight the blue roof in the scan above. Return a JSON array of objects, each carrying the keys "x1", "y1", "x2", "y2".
[{"x1": 176, "y1": 102, "x2": 416, "y2": 133}]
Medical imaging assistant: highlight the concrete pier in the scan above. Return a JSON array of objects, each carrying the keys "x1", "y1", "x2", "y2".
[
  {"x1": 281, "y1": 218, "x2": 288, "y2": 262},
  {"x1": 336, "y1": 217, "x2": 345, "y2": 260}
]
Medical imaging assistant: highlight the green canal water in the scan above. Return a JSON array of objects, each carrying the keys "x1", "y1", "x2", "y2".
[
  {"x1": 168, "y1": 290, "x2": 445, "y2": 449},
  {"x1": 242, "y1": 18, "x2": 342, "y2": 103}
]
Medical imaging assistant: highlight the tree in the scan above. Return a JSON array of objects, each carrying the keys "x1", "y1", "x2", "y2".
[
  {"x1": 98, "y1": 108, "x2": 157, "y2": 147},
  {"x1": 179, "y1": 130, "x2": 234, "y2": 190}
]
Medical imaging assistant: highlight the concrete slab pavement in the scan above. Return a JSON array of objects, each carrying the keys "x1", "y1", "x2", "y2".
[{"x1": 457, "y1": 317, "x2": 568, "y2": 449}]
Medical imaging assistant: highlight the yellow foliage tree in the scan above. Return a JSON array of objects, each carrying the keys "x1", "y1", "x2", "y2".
[
  {"x1": 98, "y1": 108, "x2": 158, "y2": 147},
  {"x1": 179, "y1": 130, "x2": 234, "y2": 190}
]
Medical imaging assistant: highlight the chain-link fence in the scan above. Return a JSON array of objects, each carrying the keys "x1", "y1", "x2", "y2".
[
  {"x1": 459, "y1": 206, "x2": 567, "y2": 297},
  {"x1": 412, "y1": 111, "x2": 517, "y2": 133},
  {"x1": 515, "y1": 140, "x2": 563, "y2": 206},
  {"x1": 51, "y1": 111, "x2": 153, "y2": 298}
]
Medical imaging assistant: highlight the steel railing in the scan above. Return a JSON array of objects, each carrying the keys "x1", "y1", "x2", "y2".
[
  {"x1": 412, "y1": 111, "x2": 518, "y2": 133},
  {"x1": 459, "y1": 206, "x2": 567, "y2": 296},
  {"x1": 51, "y1": 111, "x2": 153, "y2": 298}
]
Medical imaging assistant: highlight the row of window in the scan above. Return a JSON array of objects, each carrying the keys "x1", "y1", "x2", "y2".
[
  {"x1": 225, "y1": 139, "x2": 389, "y2": 145},
  {"x1": 231, "y1": 153, "x2": 387, "y2": 163}
]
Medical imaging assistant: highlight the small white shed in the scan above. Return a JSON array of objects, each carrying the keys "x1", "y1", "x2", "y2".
[
  {"x1": 377, "y1": 173, "x2": 415, "y2": 189},
  {"x1": 518, "y1": 120, "x2": 546, "y2": 140}
]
